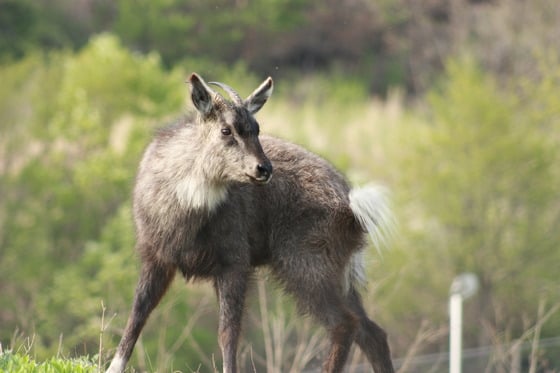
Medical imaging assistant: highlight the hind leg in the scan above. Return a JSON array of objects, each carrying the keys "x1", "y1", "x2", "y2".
[
  {"x1": 307, "y1": 286, "x2": 360, "y2": 373},
  {"x1": 320, "y1": 298, "x2": 360, "y2": 373},
  {"x1": 276, "y1": 263, "x2": 359, "y2": 373},
  {"x1": 347, "y1": 286, "x2": 394, "y2": 373}
]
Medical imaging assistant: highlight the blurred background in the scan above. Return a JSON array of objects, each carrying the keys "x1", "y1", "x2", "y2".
[{"x1": 0, "y1": 0, "x2": 559, "y2": 372}]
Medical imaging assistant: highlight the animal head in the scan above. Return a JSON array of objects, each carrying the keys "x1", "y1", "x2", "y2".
[{"x1": 187, "y1": 73, "x2": 273, "y2": 185}]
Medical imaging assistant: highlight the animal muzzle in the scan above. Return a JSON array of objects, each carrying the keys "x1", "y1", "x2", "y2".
[{"x1": 250, "y1": 161, "x2": 273, "y2": 184}]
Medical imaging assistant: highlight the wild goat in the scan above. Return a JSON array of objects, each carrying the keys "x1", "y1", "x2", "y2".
[{"x1": 105, "y1": 73, "x2": 395, "y2": 373}]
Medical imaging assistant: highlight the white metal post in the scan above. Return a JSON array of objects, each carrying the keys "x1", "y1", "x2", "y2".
[
  {"x1": 449, "y1": 273, "x2": 478, "y2": 373},
  {"x1": 449, "y1": 293, "x2": 463, "y2": 373}
]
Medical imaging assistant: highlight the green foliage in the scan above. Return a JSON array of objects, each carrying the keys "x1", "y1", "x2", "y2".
[
  {"x1": 0, "y1": 33, "x2": 184, "y2": 361},
  {"x1": 0, "y1": 0, "x2": 38, "y2": 62},
  {"x1": 378, "y1": 55, "x2": 560, "y2": 353},
  {"x1": 3, "y1": 0, "x2": 560, "y2": 98},
  {"x1": 0, "y1": 0, "x2": 405, "y2": 93},
  {"x1": 0, "y1": 351, "x2": 96, "y2": 373},
  {"x1": 112, "y1": 0, "x2": 308, "y2": 68},
  {"x1": 0, "y1": 0, "x2": 95, "y2": 63}
]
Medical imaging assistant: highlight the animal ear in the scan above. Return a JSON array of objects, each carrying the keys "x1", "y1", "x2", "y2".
[
  {"x1": 244, "y1": 77, "x2": 273, "y2": 114},
  {"x1": 188, "y1": 73, "x2": 216, "y2": 115}
]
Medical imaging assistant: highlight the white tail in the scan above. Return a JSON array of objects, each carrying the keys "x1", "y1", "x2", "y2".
[
  {"x1": 344, "y1": 185, "x2": 395, "y2": 292},
  {"x1": 349, "y1": 184, "x2": 395, "y2": 254}
]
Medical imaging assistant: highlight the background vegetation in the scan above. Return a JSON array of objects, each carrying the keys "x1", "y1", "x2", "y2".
[{"x1": 1, "y1": 0, "x2": 559, "y2": 372}]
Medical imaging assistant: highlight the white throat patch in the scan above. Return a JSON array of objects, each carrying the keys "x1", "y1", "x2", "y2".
[{"x1": 175, "y1": 177, "x2": 228, "y2": 211}]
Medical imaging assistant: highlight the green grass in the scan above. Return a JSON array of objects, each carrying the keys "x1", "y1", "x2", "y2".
[{"x1": 0, "y1": 351, "x2": 97, "y2": 373}]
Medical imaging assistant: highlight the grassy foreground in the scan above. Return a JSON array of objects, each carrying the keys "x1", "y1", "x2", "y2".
[{"x1": 0, "y1": 351, "x2": 97, "y2": 373}]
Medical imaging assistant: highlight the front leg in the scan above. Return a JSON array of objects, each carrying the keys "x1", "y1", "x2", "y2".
[
  {"x1": 214, "y1": 268, "x2": 250, "y2": 373},
  {"x1": 106, "y1": 261, "x2": 176, "y2": 373}
]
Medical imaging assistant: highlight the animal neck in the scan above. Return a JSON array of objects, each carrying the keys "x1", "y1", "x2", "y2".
[
  {"x1": 156, "y1": 123, "x2": 228, "y2": 212},
  {"x1": 175, "y1": 176, "x2": 228, "y2": 212}
]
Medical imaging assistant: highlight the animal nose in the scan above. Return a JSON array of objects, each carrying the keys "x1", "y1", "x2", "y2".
[{"x1": 256, "y1": 162, "x2": 273, "y2": 182}]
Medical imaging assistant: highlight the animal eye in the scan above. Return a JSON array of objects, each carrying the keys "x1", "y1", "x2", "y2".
[{"x1": 221, "y1": 127, "x2": 232, "y2": 136}]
